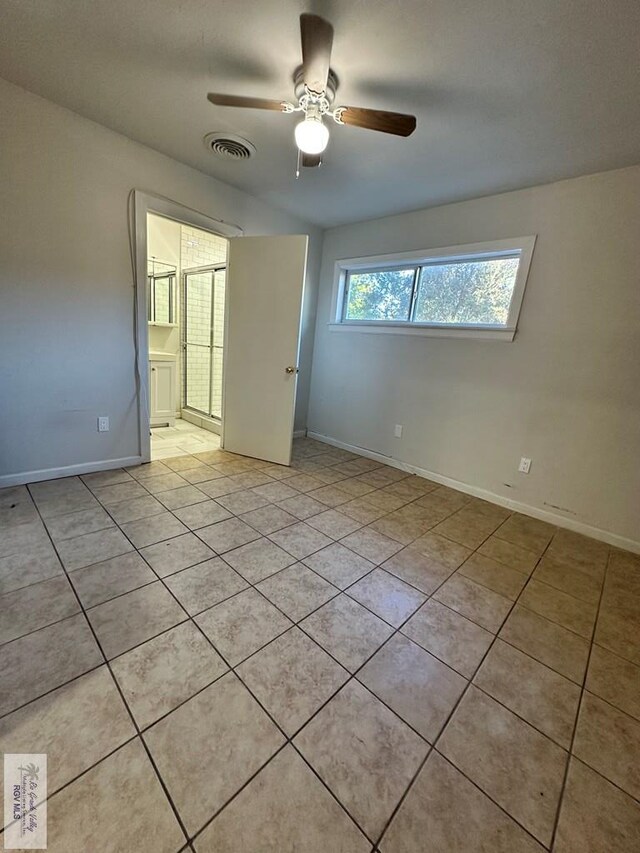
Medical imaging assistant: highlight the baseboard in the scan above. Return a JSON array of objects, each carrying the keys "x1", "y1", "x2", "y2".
[
  {"x1": 0, "y1": 456, "x2": 144, "y2": 488},
  {"x1": 293, "y1": 429, "x2": 308, "y2": 438},
  {"x1": 307, "y1": 431, "x2": 640, "y2": 555}
]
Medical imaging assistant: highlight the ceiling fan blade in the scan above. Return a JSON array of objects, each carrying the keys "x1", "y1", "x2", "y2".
[
  {"x1": 207, "y1": 93, "x2": 286, "y2": 111},
  {"x1": 302, "y1": 152, "x2": 322, "y2": 168},
  {"x1": 300, "y1": 14, "x2": 334, "y2": 95},
  {"x1": 338, "y1": 107, "x2": 417, "y2": 137}
]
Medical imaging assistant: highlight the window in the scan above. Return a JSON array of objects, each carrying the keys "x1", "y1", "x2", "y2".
[{"x1": 333, "y1": 237, "x2": 536, "y2": 340}]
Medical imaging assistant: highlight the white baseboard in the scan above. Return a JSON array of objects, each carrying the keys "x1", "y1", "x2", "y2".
[
  {"x1": 0, "y1": 456, "x2": 144, "y2": 488},
  {"x1": 307, "y1": 431, "x2": 640, "y2": 555},
  {"x1": 293, "y1": 429, "x2": 308, "y2": 439}
]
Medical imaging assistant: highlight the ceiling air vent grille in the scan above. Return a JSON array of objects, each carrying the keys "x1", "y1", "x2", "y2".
[{"x1": 203, "y1": 132, "x2": 256, "y2": 160}]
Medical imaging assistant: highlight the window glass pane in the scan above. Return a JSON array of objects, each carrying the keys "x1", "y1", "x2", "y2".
[
  {"x1": 413, "y1": 256, "x2": 520, "y2": 326},
  {"x1": 345, "y1": 268, "x2": 415, "y2": 321}
]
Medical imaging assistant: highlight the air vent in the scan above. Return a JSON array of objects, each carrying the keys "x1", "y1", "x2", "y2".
[{"x1": 203, "y1": 132, "x2": 256, "y2": 160}]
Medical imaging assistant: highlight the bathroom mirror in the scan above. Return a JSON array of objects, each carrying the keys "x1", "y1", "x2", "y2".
[{"x1": 148, "y1": 259, "x2": 177, "y2": 325}]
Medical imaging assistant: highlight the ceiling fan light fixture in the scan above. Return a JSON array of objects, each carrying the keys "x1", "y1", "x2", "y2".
[{"x1": 294, "y1": 116, "x2": 329, "y2": 154}]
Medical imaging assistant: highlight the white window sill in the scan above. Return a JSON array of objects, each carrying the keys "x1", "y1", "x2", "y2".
[{"x1": 328, "y1": 323, "x2": 516, "y2": 341}]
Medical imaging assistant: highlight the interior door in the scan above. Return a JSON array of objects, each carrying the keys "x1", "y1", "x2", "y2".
[{"x1": 222, "y1": 234, "x2": 308, "y2": 465}]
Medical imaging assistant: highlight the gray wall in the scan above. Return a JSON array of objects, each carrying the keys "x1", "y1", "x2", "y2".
[
  {"x1": 308, "y1": 167, "x2": 640, "y2": 546},
  {"x1": 0, "y1": 79, "x2": 322, "y2": 481}
]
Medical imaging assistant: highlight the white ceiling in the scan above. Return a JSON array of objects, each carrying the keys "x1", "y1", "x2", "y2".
[{"x1": 1, "y1": 0, "x2": 639, "y2": 227}]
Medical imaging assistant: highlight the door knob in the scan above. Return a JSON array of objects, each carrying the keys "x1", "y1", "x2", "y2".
[{"x1": 285, "y1": 366, "x2": 299, "y2": 374}]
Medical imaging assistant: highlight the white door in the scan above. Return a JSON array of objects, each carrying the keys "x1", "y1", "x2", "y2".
[{"x1": 222, "y1": 234, "x2": 308, "y2": 465}]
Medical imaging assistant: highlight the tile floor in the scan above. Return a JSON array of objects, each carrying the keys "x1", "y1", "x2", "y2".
[
  {"x1": 1, "y1": 436, "x2": 639, "y2": 852},
  {"x1": 150, "y1": 419, "x2": 222, "y2": 460}
]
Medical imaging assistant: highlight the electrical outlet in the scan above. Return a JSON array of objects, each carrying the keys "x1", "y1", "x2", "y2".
[
  {"x1": 394, "y1": 424, "x2": 403, "y2": 438},
  {"x1": 518, "y1": 456, "x2": 531, "y2": 474},
  {"x1": 97, "y1": 417, "x2": 110, "y2": 433}
]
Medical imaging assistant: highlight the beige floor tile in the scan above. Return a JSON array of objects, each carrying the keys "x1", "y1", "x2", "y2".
[
  {"x1": 295, "y1": 679, "x2": 428, "y2": 841},
  {"x1": 595, "y1": 608, "x2": 640, "y2": 666},
  {"x1": 340, "y1": 527, "x2": 404, "y2": 564},
  {"x1": 119, "y1": 511, "x2": 188, "y2": 548},
  {"x1": 434, "y1": 573, "x2": 512, "y2": 632},
  {"x1": 285, "y1": 474, "x2": 325, "y2": 493},
  {"x1": 82, "y1": 468, "x2": 133, "y2": 488},
  {"x1": 36, "y1": 491, "x2": 103, "y2": 520},
  {"x1": 545, "y1": 530, "x2": 609, "y2": 579},
  {"x1": 409, "y1": 531, "x2": 471, "y2": 570},
  {"x1": 92, "y1": 480, "x2": 149, "y2": 506},
  {"x1": 474, "y1": 639, "x2": 581, "y2": 747},
  {"x1": 155, "y1": 484, "x2": 209, "y2": 510},
  {"x1": 269, "y1": 521, "x2": 334, "y2": 559},
  {"x1": 112, "y1": 621, "x2": 227, "y2": 728},
  {"x1": 332, "y1": 476, "x2": 376, "y2": 497},
  {"x1": 236, "y1": 627, "x2": 348, "y2": 736},
  {"x1": 257, "y1": 563, "x2": 337, "y2": 621},
  {"x1": 519, "y1": 580, "x2": 597, "y2": 638},
  {"x1": 459, "y1": 552, "x2": 528, "y2": 600},
  {"x1": 586, "y1": 644, "x2": 640, "y2": 720},
  {"x1": 431, "y1": 511, "x2": 500, "y2": 550},
  {"x1": 500, "y1": 604, "x2": 590, "y2": 683},
  {"x1": 573, "y1": 691, "x2": 640, "y2": 799},
  {"x1": 198, "y1": 476, "x2": 245, "y2": 498},
  {"x1": 163, "y1": 455, "x2": 210, "y2": 472},
  {"x1": 69, "y1": 551, "x2": 156, "y2": 608},
  {"x1": 106, "y1": 494, "x2": 166, "y2": 524},
  {"x1": 348, "y1": 568, "x2": 426, "y2": 627},
  {"x1": 127, "y1": 460, "x2": 173, "y2": 480},
  {"x1": 368, "y1": 512, "x2": 430, "y2": 545},
  {"x1": 478, "y1": 534, "x2": 540, "y2": 574},
  {"x1": 87, "y1": 581, "x2": 186, "y2": 659},
  {"x1": 402, "y1": 599, "x2": 493, "y2": 678},
  {"x1": 380, "y1": 750, "x2": 544, "y2": 853},
  {"x1": 164, "y1": 558, "x2": 247, "y2": 615},
  {"x1": 173, "y1": 499, "x2": 231, "y2": 530},
  {"x1": 45, "y1": 739, "x2": 185, "y2": 853},
  {"x1": 359, "y1": 633, "x2": 466, "y2": 741},
  {"x1": 306, "y1": 508, "x2": 363, "y2": 539},
  {"x1": 533, "y1": 555, "x2": 602, "y2": 604},
  {"x1": 301, "y1": 594, "x2": 393, "y2": 671},
  {"x1": 224, "y1": 537, "x2": 296, "y2": 583},
  {"x1": 179, "y1": 464, "x2": 225, "y2": 484},
  {"x1": 554, "y1": 757, "x2": 640, "y2": 852},
  {"x1": 139, "y1": 532, "x2": 215, "y2": 577},
  {"x1": 44, "y1": 506, "x2": 115, "y2": 542},
  {"x1": 194, "y1": 746, "x2": 369, "y2": 853},
  {"x1": 196, "y1": 517, "x2": 261, "y2": 553},
  {"x1": 145, "y1": 672, "x2": 284, "y2": 834},
  {"x1": 276, "y1": 493, "x2": 326, "y2": 519},
  {"x1": 0, "y1": 518, "x2": 50, "y2": 558},
  {"x1": 216, "y1": 489, "x2": 270, "y2": 514},
  {"x1": 0, "y1": 574, "x2": 80, "y2": 644},
  {"x1": 142, "y1": 472, "x2": 189, "y2": 494},
  {"x1": 0, "y1": 665, "x2": 134, "y2": 795},
  {"x1": 302, "y1": 542, "x2": 375, "y2": 588},
  {"x1": 494, "y1": 513, "x2": 555, "y2": 554},
  {"x1": 307, "y1": 484, "x2": 352, "y2": 508},
  {"x1": 0, "y1": 614, "x2": 103, "y2": 715},
  {"x1": 196, "y1": 588, "x2": 292, "y2": 665},
  {"x1": 0, "y1": 547, "x2": 64, "y2": 595},
  {"x1": 239, "y1": 504, "x2": 298, "y2": 535},
  {"x1": 438, "y1": 686, "x2": 567, "y2": 846},
  {"x1": 362, "y1": 489, "x2": 407, "y2": 513},
  {"x1": 340, "y1": 497, "x2": 387, "y2": 524},
  {"x1": 252, "y1": 481, "x2": 299, "y2": 503},
  {"x1": 56, "y1": 526, "x2": 134, "y2": 570}
]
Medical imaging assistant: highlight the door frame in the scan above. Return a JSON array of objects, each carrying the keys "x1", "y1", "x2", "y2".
[{"x1": 133, "y1": 191, "x2": 242, "y2": 462}]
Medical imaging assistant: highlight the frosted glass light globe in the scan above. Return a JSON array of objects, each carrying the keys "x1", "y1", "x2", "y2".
[{"x1": 294, "y1": 117, "x2": 330, "y2": 155}]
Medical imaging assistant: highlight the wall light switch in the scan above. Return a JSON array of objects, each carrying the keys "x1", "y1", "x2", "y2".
[
  {"x1": 98, "y1": 417, "x2": 110, "y2": 433},
  {"x1": 518, "y1": 456, "x2": 531, "y2": 474},
  {"x1": 394, "y1": 424, "x2": 403, "y2": 438}
]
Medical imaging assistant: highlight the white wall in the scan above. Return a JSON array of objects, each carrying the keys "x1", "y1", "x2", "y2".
[
  {"x1": 308, "y1": 167, "x2": 640, "y2": 547},
  {"x1": 0, "y1": 79, "x2": 322, "y2": 481}
]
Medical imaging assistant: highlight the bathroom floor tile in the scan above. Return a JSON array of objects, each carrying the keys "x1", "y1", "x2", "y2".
[{"x1": 347, "y1": 568, "x2": 426, "y2": 627}]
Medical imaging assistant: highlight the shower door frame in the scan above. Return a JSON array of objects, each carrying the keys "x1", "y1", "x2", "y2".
[{"x1": 181, "y1": 263, "x2": 227, "y2": 421}]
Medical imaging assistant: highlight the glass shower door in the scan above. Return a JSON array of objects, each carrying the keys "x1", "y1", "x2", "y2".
[{"x1": 182, "y1": 266, "x2": 226, "y2": 419}]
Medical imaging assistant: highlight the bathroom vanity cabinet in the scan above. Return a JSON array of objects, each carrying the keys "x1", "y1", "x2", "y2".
[{"x1": 149, "y1": 354, "x2": 176, "y2": 427}]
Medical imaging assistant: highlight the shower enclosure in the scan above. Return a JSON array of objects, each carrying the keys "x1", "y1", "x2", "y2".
[{"x1": 181, "y1": 264, "x2": 226, "y2": 420}]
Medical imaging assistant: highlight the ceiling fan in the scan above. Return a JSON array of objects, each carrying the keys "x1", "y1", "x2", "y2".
[{"x1": 207, "y1": 13, "x2": 416, "y2": 172}]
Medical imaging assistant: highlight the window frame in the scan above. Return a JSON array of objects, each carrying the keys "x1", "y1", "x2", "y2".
[{"x1": 330, "y1": 236, "x2": 536, "y2": 341}]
